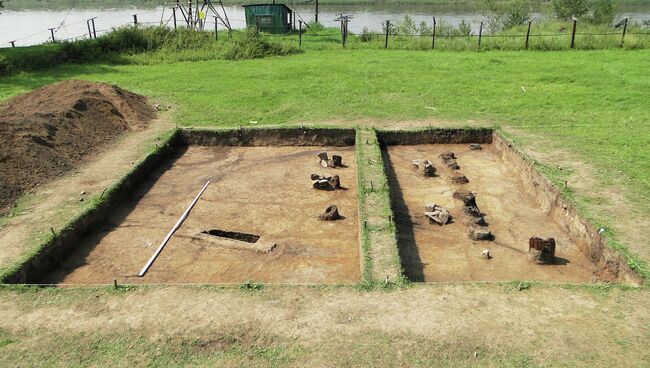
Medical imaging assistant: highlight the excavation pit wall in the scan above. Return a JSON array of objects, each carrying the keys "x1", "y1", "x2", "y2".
[
  {"x1": 378, "y1": 128, "x2": 641, "y2": 285},
  {"x1": 2, "y1": 127, "x2": 360, "y2": 285}
]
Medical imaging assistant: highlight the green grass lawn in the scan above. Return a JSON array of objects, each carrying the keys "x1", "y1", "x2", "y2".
[{"x1": 1, "y1": 48, "x2": 649, "y2": 270}]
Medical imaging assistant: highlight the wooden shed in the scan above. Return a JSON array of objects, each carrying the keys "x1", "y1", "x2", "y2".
[{"x1": 243, "y1": 3, "x2": 293, "y2": 34}]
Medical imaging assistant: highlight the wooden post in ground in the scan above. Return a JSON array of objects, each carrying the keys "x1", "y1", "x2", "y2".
[
  {"x1": 432, "y1": 16, "x2": 436, "y2": 50},
  {"x1": 384, "y1": 20, "x2": 390, "y2": 49},
  {"x1": 315, "y1": 0, "x2": 319, "y2": 23},
  {"x1": 570, "y1": 17, "x2": 577, "y2": 49},
  {"x1": 91, "y1": 18, "x2": 97, "y2": 38},
  {"x1": 87, "y1": 20, "x2": 93, "y2": 38},
  {"x1": 133, "y1": 14, "x2": 138, "y2": 25},
  {"x1": 10, "y1": 41, "x2": 15, "y2": 47},
  {"x1": 49, "y1": 28, "x2": 56, "y2": 42},
  {"x1": 214, "y1": 17, "x2": 218, "y2": 40},
  {"x1": 173, "y1": 6, "x2": 177, "y2": 29},
  {"x1": 621, "y1": 17, "x2": 628, "y2": 47},
  {"x1": 478, "y1": 21, "x2": 483, "y2": 50},
  {"x1": 299, "y1": 20, "x2": 303, "y2": 47},
  {"x1": 525, "y1": 20, "x2": 532, "y2": 49}
]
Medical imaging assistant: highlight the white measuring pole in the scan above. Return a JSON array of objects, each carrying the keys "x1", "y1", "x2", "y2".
[{"x1": 138, "y1": 180, "x2": 211, "y2": 277}]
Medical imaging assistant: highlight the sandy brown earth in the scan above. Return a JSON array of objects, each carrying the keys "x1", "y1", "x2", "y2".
[
  {"x1": 384, "y1": 144, "x2": 595, "y2": 282},
  {"x1": 0, "y1": 80, "x2": 154, "y2": 214},
  {"x1": 44, "y1": 146, "x2": 360, "y2": 285},
  {"x1": 0, "y1": 285, "x2": 648, "y2": 367}
]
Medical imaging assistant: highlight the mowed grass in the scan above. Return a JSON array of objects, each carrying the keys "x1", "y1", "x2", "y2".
[
  {"x1": 0, "y1": 49, "x2": 649, "y2": 273},
  {"x1": 2, "y1": 49, "x2": 647, "y2": 206}
]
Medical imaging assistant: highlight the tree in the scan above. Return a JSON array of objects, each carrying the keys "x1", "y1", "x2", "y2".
[
  {"x1": 591, "y1": 0, "x2": 616, "y2": 25},
  {"x1": 397, "y1": 15, "x2": 417, "y2": 36},
  {"x1": 478, "y1": 0, "x2": 537, "y2": 33},
  {"x1": 418, "y1": 21, "x2": 432, "y2": 36},
  {"x1": 552, "y1": 0, "x2": 588, "y2": 19}
]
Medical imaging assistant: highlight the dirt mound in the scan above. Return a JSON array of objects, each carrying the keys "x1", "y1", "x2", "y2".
[{"x1": 0, "y1": 80, "x2": 154, "y2": 214}]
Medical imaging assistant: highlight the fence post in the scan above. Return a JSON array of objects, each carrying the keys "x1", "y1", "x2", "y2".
[
  {"x1": 344, "y1": 18, "x2": 349, "y2": 47},
  {"x1": 299, "y1": 20, "x2": 303, "y2": 48},
  {"x1": 570, "y1": 17, "x2": 577, "y2": 49},
  {"x1": 10, "y1": 41, "x2": 15, "y2": 47},
  {"x1": 87, "y1": 20, "x2": 92, "y2": 38},
  {"x1": 621, "y1": 17, "x2": 628, "y2": 47},
  {"x1": 49, "y1": 28, "x2": 56, "y2": 42},
  {"x1": 432, "y1": 16, "x2": 436, "y2": 50},
  {"x1": 384, "y1": 20, "x2": 390, "y2": 49},
  {"x1": 478, "y1": 21, "x2": 483, "y2": 50},
  {"x1": 214, "y1": 17, "x2": 218, "y2": 40},
  {"x1": 91, "y1": 18, "x2": 97, "y2": 39},
  {"x1": 133, "y1": 14, "x2": 138, "y2": 25},
  {"x1": 173, "y1": 6, "x2": 177, "y2": 29},
  {"x1": 525, "y1": 20, "x2": 531, "y2": 49}
]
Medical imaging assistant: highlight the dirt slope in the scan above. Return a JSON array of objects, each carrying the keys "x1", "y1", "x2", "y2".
[{"x1": 0, "y1": 80, "x2": 154, "y2": 214}]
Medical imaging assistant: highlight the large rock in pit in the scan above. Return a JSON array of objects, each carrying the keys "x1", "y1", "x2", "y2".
[
  {"x1": 439, "y1": 151, "x2": 460, "y2": 170},
  {"x1": 424, "y1": 203, "x2": 451, "y2": 225},
  {"x1": 319, "y1": 205, "x2": 342, "y2": 221},
  {"x1": 411, "y1": 159, "x2": 436, "y2": 177},
  {"x1": 312, "y1": 174, "x2": 341, "y2": 190},
  {"x1": 527, "y1": 237, "x2": 556, "y2": 264}
]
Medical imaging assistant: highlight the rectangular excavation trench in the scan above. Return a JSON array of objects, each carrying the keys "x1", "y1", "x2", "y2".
[
  {"x1": 5, "y1": 128, "x2": 360, "y2": 285},
  {"x1": 379, "y1": 129, "x2": 640, "y2": 284}
]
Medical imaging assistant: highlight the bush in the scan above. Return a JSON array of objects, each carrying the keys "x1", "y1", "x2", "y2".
[
  {"x1": 478, "y1": 0, "x2": 536, "y2": 33},
  {"x1": 306, "y1": 21, "x2": 325, "y2": 33},
  {"x1": 0, "y1": 26, "x2": 299, "y2": 75},
  {"x1": 591, "y1": 0, "x2": 616, "y2": 25},
  {"x1": 457, "y1": 20, "x2": 473, "y2": 36},
  {"x1": 359, "y1": 27, "x2": 373, "y2": 42},
  {"x1": 418, "y1": 21, "x2": 432, "y2": 36},
  {"x1": 222, "y1": 27, "x2": 298, "y2": 60},
  {"x1": 397, "y1": 15, "x2": 417, "y2": 36},
  {"x1": 552, "y1": 0, "x2": 588, "y2": 20}
]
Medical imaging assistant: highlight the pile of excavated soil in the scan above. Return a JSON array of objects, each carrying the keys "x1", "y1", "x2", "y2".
[{"x1": 0, "y1": 80, "x2": 154, "y2": 214}]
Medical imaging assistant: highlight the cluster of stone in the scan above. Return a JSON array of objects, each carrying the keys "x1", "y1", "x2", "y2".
[
  {"x1": 527, "y1": 237, "x2": 556, "y2": 264},
  {"x1": 453, "y1": 190, "x2": 493, "y2": 241},
  {"x1": 319, "y1": 205, "x2": 342, "y2": 221},
  {"x1": 451, "y1": 175, "x2": 469, "y2": 184},
  {"x1": 424, "y1": 203, "x2": 451, "y2": 225},
  {"x1": 453, "y1": 191, "x2": 488, "y2": 227},
  {"x1": 314, "y1": 152, "x2": 346, "y2": 221},
  {"x1": 311, "y1": 174, "x2": 341, "y2": 191},
  {"x1": 438, "y1": 151, "x2": 460, "y2": 170},
  {"x1": 318, "y1": 152, "x2": 344, "y2": 168},
  {"x1": 410, "y1": 159, "x2": 436, "y2": 177}
]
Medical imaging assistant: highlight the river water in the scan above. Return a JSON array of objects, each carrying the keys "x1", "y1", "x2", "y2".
[{"x1": 1, "y1": 2, "x2": 649, "y2": 47}]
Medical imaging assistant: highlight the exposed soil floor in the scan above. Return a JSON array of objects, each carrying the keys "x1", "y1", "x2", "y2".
[
  {"x1": 43, "y1": 145, "x2": 359, "y2": 284},
  {"x1": 383, "y1": 144, "x2": 596, "y2": 282}
]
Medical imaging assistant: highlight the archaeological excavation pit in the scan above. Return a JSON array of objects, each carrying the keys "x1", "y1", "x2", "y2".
[
  {"x1": 379, "y1": 129, "x2": 640, "y2": 284},
  {"x1": 10, "y1": 128, "x2": 360, "y2": 285}
]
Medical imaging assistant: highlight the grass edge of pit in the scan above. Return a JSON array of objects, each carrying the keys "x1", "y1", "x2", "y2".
[{"x1": 355, "y1": 128, "x2": 407, "y2": 289}]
